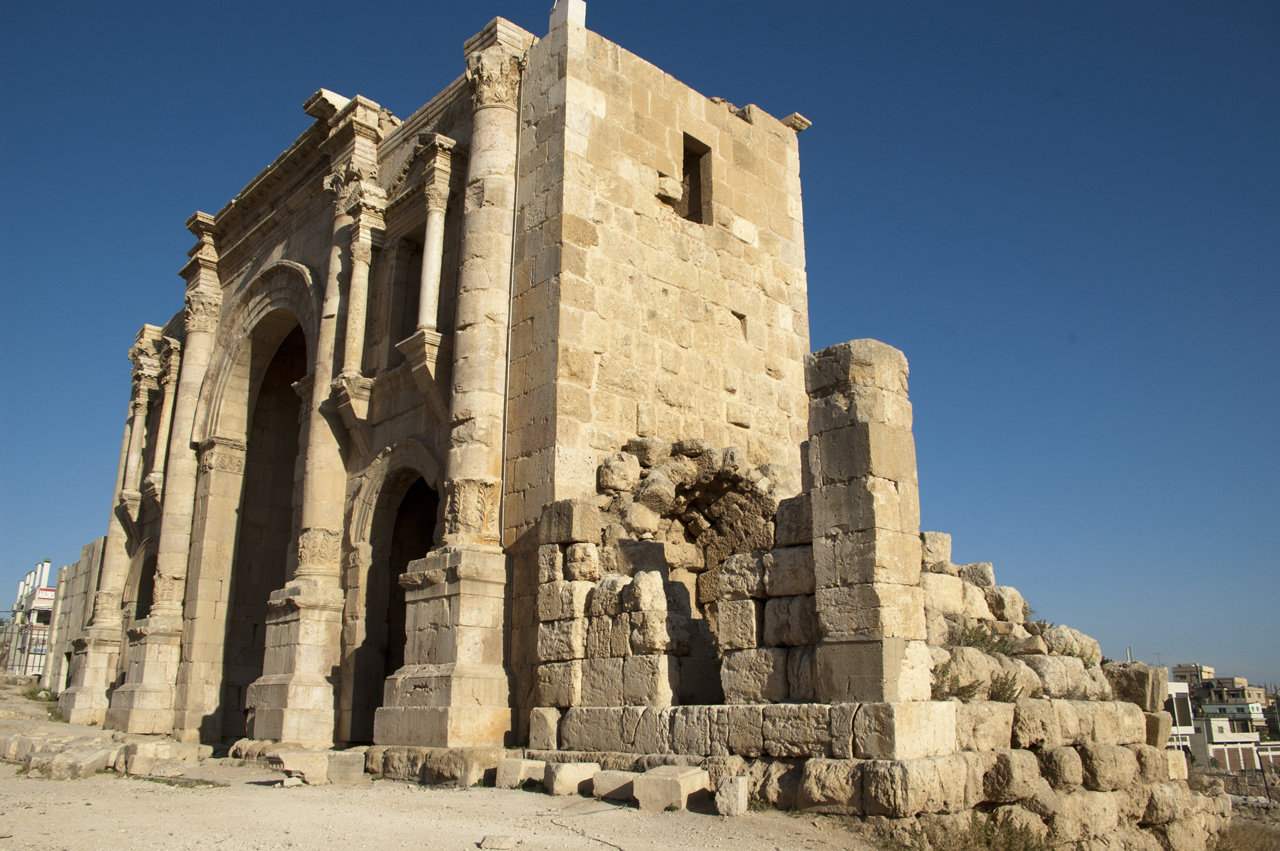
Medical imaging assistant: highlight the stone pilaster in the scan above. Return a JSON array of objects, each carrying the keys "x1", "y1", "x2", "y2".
[
  {"x1": 110, "y1": 216, "x2": 222, "y2": 736},
  {"x1": 374, "y1": 21, "x2": 533, "y2": 750},
  {"x1": 806, "y1": 340, "x2": 954, "y2": 760},
  {"x1": 246, "y1": 99, "x2": 383, "y2": 748}
]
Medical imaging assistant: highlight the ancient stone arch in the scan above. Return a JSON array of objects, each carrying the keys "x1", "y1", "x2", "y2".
[{"x1": 192, "y1": 260, "x2": 318, "y2": 446}]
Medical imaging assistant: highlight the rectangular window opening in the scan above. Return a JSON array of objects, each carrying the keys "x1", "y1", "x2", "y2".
[{"x1": 678, "y1": 133, "x2": 712, "y2": 224}]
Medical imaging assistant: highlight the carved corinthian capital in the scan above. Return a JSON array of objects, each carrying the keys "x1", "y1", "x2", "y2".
[
  {"x1": 443, "y1": 478, "x2": 501, "y2": 541},
  {"x1": 185, "y1": 288, "x2": 222, "y2": 334},
  {"x1": 298, "y1": 527, "x2": 342, "y2": 569},
  {"x1": 466, "y1": 44, "x2": 524, "y2": 110}
]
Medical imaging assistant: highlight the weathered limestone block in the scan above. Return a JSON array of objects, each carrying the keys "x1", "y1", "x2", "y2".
[
  {"x1": 535, "y1": 660, "x2": 582, "y2": 707},
  {"x1": 1144, "y1": 711, "x2": 1172, "y2": 749},
  {"x1": 947, "y1": 646, "x2": 997, "y2": 700},
  {"x1": 920, "y1": 573, "x2": 963, "y2": 616},
  {"x1": 920, "y1": 531, "x2": 952, "y2": 567},
  {"x1": 587, "y1": 574, "x2": 631, "y2": 616},
  {"x1": 630, "y1": 611, "x2": 689, "y2": 655},
  {"x1": 622, "y1": 654, "x2": 677, "y2": 706},
  {"x1": 598, "y1": 452, "x2": 641, "y2": 492},
  {"x1": 632, "y1": 706, "x2": 673, "y2": 753},
  {"x1": 983, "y1": 749, "x2": 1041, "y2": 802},
  {"x1": 634, "y1": 765, "x2": 710, "y2": 812},
  {"x1": 1040, "y1": 746, "x2": 1084, "y2": 791},
  {"x1": 621, "y1": 569, "x2": 667, "y2": 611},
  {"x1": 593, "y1": 769, "x2": 639, "y2": 801},
  {"x1": 1128, "y1": 743, "x2": 1167, "y2": 784},
  {"x1": 958, "y1": 562, "x2": 995, "y2": 587},
  {"x1": 496, "y1": 758, "x2": 545, "y2": 789},
  {"x1": 1042, "y1": 625, "x2": 1101, "y2": 664},
  {"x1": 955, "y1": 701, "x2": 1014, "y2": 752},
  {"x1": 270, "y1": 750, "x2": 334, "y2": 785},
  {"x1": 764, "y1": 547, "x2": 815, "y2": 596},
  {"x1": 1078, "y1": 743, "x2": 1139, "y2": 792},
  {"x1": 541, "y1": 499, "x2": 602, "y2": 544},
  {"x1": 961, "y1": 581, "x2": 994, "y2": 620},
  {"x1": 1048, "y1": 789, "x2": 1120, "y2": 844},
  {"x1": 669, "y1": 705, "x2": 712, "y2": 756},
  {"x1": 538, "y1": 544, "x2": 564, "y2": 584},
  {"x1": 625, "y1": 437, "x2": 671, "y2": 468},
  {"x1": 560, "y1": 707, "x2": 625, "y2": 752},
  {"x1": 787, "y1": 645, "x2": 817, "y2": 702},
  {"x1": 718, "y1": 599, "x2": 763, "y2": 651},
  {"x1": 622, "y1": 502, "x2": 662, "y2": 535},
  {"x1": 665, "y1": 543, "x2": 704, "y2": 573},
  {"x1": 812, "y1": 528, "x2": 923, "y2": 588},
  {"x1": 816, "y1": 638, "x2": 932, "y2": 704},
  {"x1": 816, "y1": 583, "x2": 925, "y2": 640},
  {"x1": 984, "y1": 587, "x2": 1026, "y2": 623},
  {"x1": 1051, "y1": 700, "x2": 1095, "y2": 746},
  {"x1": 616, "y1": 539, "x2": 667, "y2": 574},
  {"x1": 580, "y1": 657, "x2": 624, "y2": 705},
  {"x1": 1023, "y1": 655, "x2": 1088, "y2": 699},
  {"x1": 854, "y1": 700, "x2": 957, "y2": 760},
  {"x1": 763, "y1": 596, "x2": 818, "y2": 647},
  {"x1": 1164, "y1": 749, "x2": 1188, "y2": 781},
  {"x1": 719, "y1": 553, "x2": 766, "y2": 600},
  {"x1": 829, "y1": 703, "x2": 859, "y2": 759},
  {"x1": 1102, "y1": 662, "x2": 1168, "y2": 713},
  {"x1": 586, "y1": 616, "x2": 631, "y2": 659},
  {"x1": 762, "y1": 704, "x2": 832, "y2": 757},
  {"x1": 1012, "y1": 699, "x2": 1062, "y2": 750},
  {"x1": 537, "y1": 619, "x2": 588, "y2": 662},
  {"x1": 722, "y1": 648, "x2": 788, "y2": 704},
  {"x1": 634, "y1": 471, "x2": 677, "y2": 514},
  {"x1": 775, "y1": 494, "x2": 813, "y2": 547},
  {"x1": 1116, "y1": 701, "x2": 1147, "y2": 745},
  {"x1": 716, "y1": 775, "x2": 750, "y2": 816},
  {"x1": 537, "y1": 580, "x2": 593, "y2": 622},
  {"x1": 545, "y1": 761, "x2": 601, "y2": 796},
  {"x1": 796, "y1": 758, "x2": 864, "y2": 814},
  {"x1": 725, "y1": 705, "x2": 764, "y2": 757},
  {"x1": 862, "y1": 754, "x2": 969, "y2": 818},
  {"x1": 565, "y1": 544, "x2": 601, "y2": 582}
]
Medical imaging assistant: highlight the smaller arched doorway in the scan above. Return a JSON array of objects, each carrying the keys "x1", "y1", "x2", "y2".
[{"x1": 345, "y1": 473, "x2": 438, "y2": 743}]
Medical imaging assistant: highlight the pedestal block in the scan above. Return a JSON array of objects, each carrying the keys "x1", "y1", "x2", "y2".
[
  {"x1": 104, "y1": 620, "x2": 182, "y2": 734},
  {"x1": 374, "y1": 548, "x2": 511, "y2": 748},
  {"x1": 57, "y1": 629, "x2": 121, "y2": 725}
]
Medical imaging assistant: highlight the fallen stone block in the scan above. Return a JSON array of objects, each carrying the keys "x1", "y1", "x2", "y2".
[
  {"x1": 545, "y1": 761, "x2": 599, "y2": 796},
  {"x1": 634, "y1": 765, "x2": 710, "y2": 812},
  {"x1": 495, "y1": 758, "x2": 545, "y2": 789},
  {"x1": 327, "y1": 751, "x2": 369, "y2": 785},
  {"x1": 269, "y1": 750, "x2": 332, "y2": 785},
  {"x1": 46, "y1": 746, "x2": 113, "y2": 780},
  {"x1": 716, "y1": 775, "x2": 750, "y2": 816},
  {"x1": 593, "y1": 769, "x2": 639, "y2": 801}
]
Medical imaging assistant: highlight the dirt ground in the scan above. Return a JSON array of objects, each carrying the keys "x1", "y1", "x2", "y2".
[{"x1": 0, "y1": 684, "x2": 882, "y2": 851}]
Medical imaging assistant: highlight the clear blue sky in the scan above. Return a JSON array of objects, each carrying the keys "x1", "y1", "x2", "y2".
[{"x1": 2, "y1": 2, "x2": 1276, "y2": 684}]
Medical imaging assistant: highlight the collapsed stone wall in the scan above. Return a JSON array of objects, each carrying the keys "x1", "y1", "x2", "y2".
[{"x1": 526, "y1": 339, "x2": 1229, "y2": 848}]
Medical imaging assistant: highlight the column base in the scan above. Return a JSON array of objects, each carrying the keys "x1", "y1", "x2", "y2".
[
  {"x1": 244, "y1": 582, "x2": 343, "y2": 749},
  {"x1": 374, "y1": 662, "x2": 512, "y2": 748},
  {"x1": 57, "y1": 631, "x2": 121, "y2": 726},
  {"x1": 104, "y1": 621, "x2": 182, "y2": 735}
]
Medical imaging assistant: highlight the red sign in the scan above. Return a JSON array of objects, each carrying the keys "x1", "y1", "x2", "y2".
[{"x1": 35, "y1": 588, "x2": 55, "y2": 601}]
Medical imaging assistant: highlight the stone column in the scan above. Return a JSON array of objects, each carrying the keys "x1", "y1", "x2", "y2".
[
  {"x1": 108, "y1": 216, "x2": 223, "y2": 735},
  {"x1": 142, "y1": 340, "x2": 181, "y2": 505},
  {"x1": 340, "y1": 193, "x2": 384, "y2": 379},
  {"x1": 57, "y1": 349, "x2": 156, "y2": 724},
  {"x1": 416, "y1": 134, "x2": 456, "y2": 332},
  {"x1": 807, "y1": 340, "x2": 955, "y2": 760},
  {"x1": 374, "y1": 28, "x2": 529, "y2": 749},
  {"x1": 246, "y1": 108, "x2": 381, "y2": 745}
]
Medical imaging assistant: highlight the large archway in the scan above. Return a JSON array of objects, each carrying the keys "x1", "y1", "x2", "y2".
[
  {"x1": 220, "y1": 323, "x2": 306, "y2": 739},
  {"x1": 345, "y1": 474, "x2": 439, "y2": 743}
]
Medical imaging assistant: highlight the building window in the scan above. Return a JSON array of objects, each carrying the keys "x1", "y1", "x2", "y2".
[{"x1": 677, "y1": 134, "x2": 712, "y2": 224}]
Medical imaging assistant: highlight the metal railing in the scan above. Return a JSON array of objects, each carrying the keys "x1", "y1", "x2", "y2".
[{"x1": 0, "y1": 613, "x2": 50, "y2": 678}]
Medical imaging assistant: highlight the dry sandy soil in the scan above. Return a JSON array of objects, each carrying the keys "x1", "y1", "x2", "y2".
[{"x1": 0, "y1": 684, "x2": 881, "y2": 851}]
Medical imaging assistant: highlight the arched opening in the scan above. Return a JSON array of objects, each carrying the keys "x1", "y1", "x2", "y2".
[
  {"x1": 348, "y1": 475, "x2": 438, "y2": 742},
  {"x1": 220, "y1": 324, "x2": 306, "y2": 740},
  {"x1": 134, "y1": 555, "x2": 157, "y2": 621}
]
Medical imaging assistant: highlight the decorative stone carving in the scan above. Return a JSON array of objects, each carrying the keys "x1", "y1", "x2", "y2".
[
  {"x1": 298, "y1": 527, "x2": 342, "y2": 568},
  {"x1": 184, "y1": 289, "x2": 222, "y2": 333},
  {"x1": 466, "y1": 44, "x2": 524, "y2": 110},
  {"x1": 197, "y1": 438, "x2": 245, "y2": 474},
  {"x1": 90, "y1": 590, "x2": 124, "y2": 625},
  {"x1": 444, "y1": 478, "x2": 500, "y2": 539},
  {"x1": 152, "y1": 572, "x2": 184, "y2": 608},
  {"x1": 424, "y1": 185, "x2": 449, "y2": 212}
]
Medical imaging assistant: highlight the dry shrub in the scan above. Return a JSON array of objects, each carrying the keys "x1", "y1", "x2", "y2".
[{"x1": 1213, "y1": 821, "x2": 1280, "y2": 851}]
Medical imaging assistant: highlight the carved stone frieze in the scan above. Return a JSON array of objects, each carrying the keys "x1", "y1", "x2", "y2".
[
  {"x1": 197, "y1": 438, "x2": 246, "y2": 474},
  {"x1": 466, "y1": 44, "x2": 524, "y2": 110},
  {"x1": 443, "y1": 478, "x2": 501, "y2": 540},
  {"x1": 185, "y1": 289, "x2": 222, "y2": 334}
]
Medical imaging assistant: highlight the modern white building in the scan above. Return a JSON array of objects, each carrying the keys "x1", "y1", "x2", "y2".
[{"x1": 3, "y1": 560, "x2": 56, "y2": 677}]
